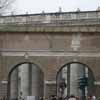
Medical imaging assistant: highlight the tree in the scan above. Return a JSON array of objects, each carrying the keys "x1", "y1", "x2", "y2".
[{"x1": 0, "y1": 0, "x2": 14, "y2": 14}]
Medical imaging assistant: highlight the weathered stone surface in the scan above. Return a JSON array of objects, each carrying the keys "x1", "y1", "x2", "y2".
[{"x1": 0, "y1": 11, "x2": 100, "y2": 98}]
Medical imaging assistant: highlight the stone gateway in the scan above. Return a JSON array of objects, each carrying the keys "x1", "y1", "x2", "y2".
[{"x1": 0, "y1": 10, "x2": 100, "y2": 99}]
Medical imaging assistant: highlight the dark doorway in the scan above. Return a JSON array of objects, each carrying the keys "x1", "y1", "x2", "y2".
[
  {"x1": 56, "y1": 62, "x2": 95, "y2": 99},
  {"x1": 7, "y1": 62, "x2": 44, "y2": 100}
]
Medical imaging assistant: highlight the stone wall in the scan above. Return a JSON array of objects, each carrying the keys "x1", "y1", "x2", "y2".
[{"x1": 0, "y1": 32, "x2": 100, "y2": 98}]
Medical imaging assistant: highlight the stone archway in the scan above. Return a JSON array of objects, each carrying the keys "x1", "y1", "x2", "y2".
[
  {"x1": 56, "y1": 62, "x2": 95, "y2": 99},
  {"x1": 7, "y1": 62, "x2": 44, "y2": 100}
]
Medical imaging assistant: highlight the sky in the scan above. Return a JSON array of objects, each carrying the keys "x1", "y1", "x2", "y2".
[{"x1": 11, "y1": 0, "x2": 100, "y2": 14}]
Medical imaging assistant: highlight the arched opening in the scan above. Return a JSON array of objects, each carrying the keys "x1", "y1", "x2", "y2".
[
  {"x1": 7, "y1": 62, "x2": 44, "y2": 100},
  {"x1": 56, "y1": 62, "x2": 95, "y2": 100}
]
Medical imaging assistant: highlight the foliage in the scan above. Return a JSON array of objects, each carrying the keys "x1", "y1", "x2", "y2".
[{"x1": 0, "y1": 0, "x2": 14, "y2": 14}]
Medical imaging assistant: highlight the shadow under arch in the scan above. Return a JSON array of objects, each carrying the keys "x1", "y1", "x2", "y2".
[
  {"x1": 56, "y1": 61, "x2": 95, "y2": 98},
  {"x1": 7, "y1": 61, "x2": 44, "y2": 100}
]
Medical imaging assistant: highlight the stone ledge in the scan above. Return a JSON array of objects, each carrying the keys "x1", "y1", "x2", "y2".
[{"x1": 0, "y1": 24, "x2": 100, "y2": 32}]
